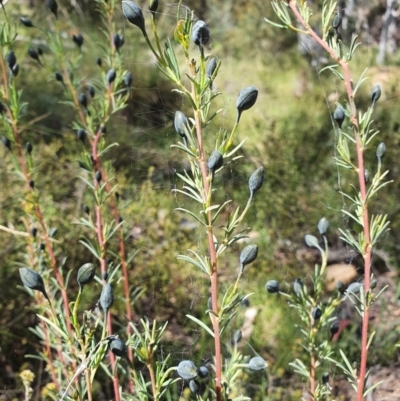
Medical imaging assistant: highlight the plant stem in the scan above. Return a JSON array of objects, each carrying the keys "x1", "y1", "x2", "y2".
[{"x1": 286, "y1": 2, "x2": 372, "y2": 399}]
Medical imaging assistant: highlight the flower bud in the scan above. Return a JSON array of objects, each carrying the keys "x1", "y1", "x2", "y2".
[
  {"x1": 318, "y1": 217, "x2": 329, "y2": 235},
  {"x1": 371, "y1": 85, "x2": 381, "y2": 107},
  {"x1": 77, "y1": 129, "x2": 86, "y2": 142},
  {"x1": 249, "y1": 166, "x2": 264, "y2": 196},
  {"x1": 37, "y1": 47, "x2": 43, "y2": 56},
  {"x1": 177, "y1": 360, "x2": 197, "y2": 380},
  {"x1": 11, "y1": 64, "x2": 19, "y2": 77},
  {"x1": 248, "y1": 356, "x2": 267, "y2": 371},
  {"x1": 330, "y1": 321, "x2": 339, "y2": 337},
  {"x1": 28, "y1": 48, "x2": 40, "y2": 62},
  {"x1": 49, "y1": 227, "x2": 57, "y2": 238},
  {"x1": 79, "y1": 93, "x2": 87, "y2": 109},
  {"x1": 6, "y1": 51, "x2": 17, "y2": 69},
  {"x1": 20, "y1": 17, "x2": 34, "y2": 27},
  {"x1": 232, "y1": 329, "x2": 242, "y2": 346},
  {"x1": 25, "y1": 142, "x2": 33, "y2": 154},
  {"x1": 236, "y1": 86, "x2": 258, "y2": 122},
  {"x1": 346, "y1": 282, "x2": 362, "y2": 295},
  {"x1": 109, "y1": 337, "x2": 127, "y2": 358},
  {"x1": 113, "y1": 33, "x2": 123, "y2": 51},
  {"x1": 332, "y1": 13, "x2": 342, "y2": 30},
  {"x1": 322, "y1": 372, "x2": 329, "y2": 384},
  {"x1": 333, "y1": 105, "x2": 345, "y2": 128},
  {"x1": 83, "y1": 205, "x2": 90, "y2": 214},
  {"x1": 239, "y1": 244, "x2": 258, "y2": 272},
  {"x1": 189, "y1": 380, "x2": 199, "y2": 394},
  {"x1": 31, "y1": 227, "x2": 37, "y2": 237},
  {"x1": 0, "y1": 102, "x2": 5, "y2": 114},
  {"x1": 207, "y1": 150, "x2": 223, "y2": 172},
  {"x1": 293, "y1": 278, "x2": 303, "y2": 296},
  {"x1": 96, "y1": 57, "x2": 102, "y2": 67},
  {"x1": 88, "y1": 85, "x2": 95, "y2": 98},
  {"x1": 72, "y1": 33, "x2": 84, "y2": 48},
  {"x1": 305, "y1": 234, "x2": 319, "y2": 248},
  {"x1": 191, "y1": 20, "x2": 210, "y2": 47},
  {"x1": 312, "y1": 306, "x2": 322, "y2": 320},
  {"x1": 2, "y1": 136, "x2": 11, "y2": 151},
  {"x1": 19, "y1": 267, "x2": 48, "y2": 299},
  {"x1": 364, "y1": 169, "x2": 369, "y2": 184},
  {"x1": 174, "y1": 111, "x2": 189, "y2": 138},
  {"x1": 77, "y1": 263, "x2": 96, "y2": 288},
  {"x1": 100, "y1": 282, "x2": 114, "y2": 314},
  {"x1": 95, "y1": 171, "x2": 102, "y2": 183},
  {"x1": 197, "y1": 366, "x2": 209, "y2": 378},
  {"x1": 149, "y1": 0, "x2": 158, "y2": 14},
  {"x1": 122, "y1": 1, "x2": 146, "y2": 35},
  {"x1": 55, "y1": 71, "x2": 63, "y2": 83},
  {"x1": 125, "y1": 72, "x2": 133, "y2": 87},
  {"x1": 102, "y1": 272, "x2": 109, "y2": 282},
  {"x1": 206, "y1": 57, "x2": 217, "y2": 80},
  {"x1": 47, "y1": 0, "x2": 58, "y2": 17},
  {"x1": 265, "y1": 280, "x2": 279, "y2": 294},
  {"x1": 376, "y1": 142, "x2": 386, "y2": 159},
  {"x1": 29, "y1": 180, "x2": 35, "y2": 189},
  {"x1": 106, "y1": 69, "x2": 116, "y2": 84}
]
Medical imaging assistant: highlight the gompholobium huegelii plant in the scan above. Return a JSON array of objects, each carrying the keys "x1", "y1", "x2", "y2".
[
  {"x1": 122, "y1": 1, "x2": 267, "y2": 400},
  {"x1": 266, "y1": 1, "x2": 391, "y2": 400}
]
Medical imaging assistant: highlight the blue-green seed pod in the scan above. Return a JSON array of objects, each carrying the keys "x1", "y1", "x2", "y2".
[
  {"x1": 318, "y1": 217, "x2": 329, "y2": 235},
  {"x1": 106, "y1": 69, "x2": 116, "y2": 84},
  {"x1": 88, "y1": 86, "x2": 95, "y2": 98},
  {"x1": 236, "y1": 86, "x2": 258, "y2": 122},
  {"x1": 55, "y1": 72, "x2": 63, "y2": 83},
  {"x1": 109, "y1": 337, "x2": 127, "y2": 358},
  {"x1": 11, "y1": 64, "x2": 19, "y2": 77},
  {"x1": 239, "y1": 244, "x2": 258, "y2": 272},
  {"x1": 177, "y1": 360, "x2": 197, "y2": 380},
  {"x1": 72, "y1": 33, "x2": 84, "y2": 48},
  {"x1": 364, "y1": 169, "x2": 369, "y2": 184},
  {"x1": 206, "y1": 57, "x2": 217, "y2": 79},
  {"x1": 293, "y1": 278, "x2": 303, "y2": 296},
  {"x1": 19, "y1": 267, "x2": 48, "y2": 299},
  {"x1": 249, "y1": 166, "x2": 264, "y2": 196},
  {"x1": 6, "y1": 51, "x2": 17, "y2": 69},
  {"x1": 2, "y1": 136, "x2": 11, "y2": 150},
  {"x1": 174, "y1": 111, "x2": 189, "y2": 138},
  {"x1": 332, "y1": 13, "x2": 342, "y2": 30},
  {"x1": 371, "y1": 85, "x2": 381, "y2": 107},
  {"x1": 28, "y1": 48, "x2": 40, "y2": 62},
  {"x1": 248, "y1": 356, "x2": 267, "y2": 371},
  {"x1": 47, "y1": 0, "x2": 58, "y2": 17},
  {"x1": 20, "y1": 17, "x2": 34, "y2": 28},
  {"x1": 113, "y1": 33, "x2": 123, "y2": 51},
  {"x1": 207, "y1": 150, "x2": 223, "y2": 172},
  {"x1": 265, "y1": 280, "x2": 279, "y2": 294},
  {"x1": 25, "y1": 142, "x2": 33, "y2": 154},
  {"x1": 232, "y1": 329, "x2": 242, "y2": 345},
  {"x1": 346, "y1": 282, "x2": 362, "y2": 295},
  {"x1": 100, "y1": 282, "x2": 114, "y2": 314},
  {"x1": 77, "y1": 263, "x2": 96, "y2": 288},
  {"x1": 79, "y1": 93, "x2": 87, "y2": 109},
  {"x1": 322, "y1": 372, "x2": 329, "y2": 384},
  {"x1": 197, "y1": 366, "x2": 209, "y2": 378},
  {"x1": 330, "y1": 321, "x2": 339, "y2": 337},
  {"x1": 189, "y1": 380, "x2": 199, "y2": 394},
  {"x1": 77, "y1": 129, "x2": 86, "y2": 142},
  {"x1": 122, "y1": 1, "x2": 146, "y2": 35},
  {"x1": 305, "y1": 234, "x2": 319, "y2": 248},
  {"x1": 312, "y1": 306, "x2": 322, "y2": 320},
  {"x1": 191, "y1": 20, "x2": 210, "y2": 47},
  {"x1": 95, "y1": 171, "x2": 102, "y2": 183},
  {"x1": 376, "y1": 142, "x2": 386, "y2": 159},
  {"x1": 333, "y1": 105, "x2": 345, "y2": 128},
  {"x1": 125, "y1": 72, "x2": 133, "y2": 87}
]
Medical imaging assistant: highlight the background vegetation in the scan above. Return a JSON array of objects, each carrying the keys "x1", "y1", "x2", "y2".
[{"x1": 1, "y1": 0, "x2": 400, "y2": 400}]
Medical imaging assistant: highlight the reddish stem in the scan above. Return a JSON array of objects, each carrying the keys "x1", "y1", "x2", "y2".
[{"x1": 287, "y1": 3, "x2": 372, "y2": 399}]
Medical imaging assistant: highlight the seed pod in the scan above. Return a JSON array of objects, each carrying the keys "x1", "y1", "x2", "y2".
[
  {"x1": 149, "y1": 0, "x2": 158, "y2": 14},
  {"x1": 333, "y1": 105, "x2": 345, "y2": 128},
  {"x1": 77, "y1": 263, "x2": 96, "y2": 288},
  {"x1": 88, "y1": 86, "x2": 95, "y2": 98},
  {"x1": 177, "y1": 360, "x2": 197, "y2": 380},
  {"x1": 332, "y1": 13, "x2": 342, "y2": 30},
  {"x1": 189, "y1": 380, "x2": 199, "y2": 394},
  {"x1": 2, "y1": 136, "x2": 11, "y2": 150},
  {"x1": 122, "y1": 1, "x2": 146, "y2": 35},
  {"x1": 370, "y1": 85, "x2": 381, "y2": 107},
  {"x1": 72, "y1": 33, "x2": 84, "y2": 48},
  {"x1": 31, "y1": 227, "x2": 37, "y2": 237},
  {"x1": 28, "y1": 48, "x2": 40, "y2": 62},
  {"x1": 106, "y1": 69, "x2": 116, "y2": 84},
  {"x1": 318, "y1": 217, "x2": 329, "y2": 235},
  {"x1": 113, "y1": 33, "x2": 123, "y2": 51},
  {"x1": 174, "y1": 111, "x2": 189, "y2": 138},
  {"x1": 79, "y1": 93, "x2": 87, "y2": 109},
  {"x1": 293, "y1": 278, "x2": 304, "y2": 296},
  {"x1": 125, "y1": 72, "x2": 133, "y2": 87},
  {"x1": 265, "y1": 280, "x2": 279, "y2": 294},
  {"x1": 364, "y1": 169, "x2": 369, "y2": 184},
  {"x1": 248, "y1": 356, "x2": 267, "y2": 371},
  {"x1": 96, "y1": 57, "x2": 102, "y2": 67},
  {"x1": 249, "y1": 166, "x2": 264, "y2": 196},
  {"x1": 47, "y1": 0, "x2": 58, "y2": 17},
  {"x1": 83, "y1": 205, "x2": 90, "y2": 214},
  {"x1": 55, "y1": 71, "x2": 63, "y2": 83},
  {"x1": 19, "y1": 267, "x2": 48, "y2": 299},
  {"x1": 305, "y1": 234, "x2": 319, "y2": 248},
  {"x1": 312, "y1": 306, "x2": 322, "y2": 320},
  {"x1": 25, "y1": 142, "x2": 33, "y2": 154},
  {"x1": 206, "y1": 57, "x2": 217, "y2": 80},
  {"x1": 330, "y1": 321, "x2": 339, "y2": 337},
  {"x1": 198, "y1": 366, "x2": 209, "y2": 379},
  {"x1": 11, "y1": 64, "x2": 19, "y2": 77},
  {"x1": 207, "y1": 150, "x2": 223, "y2": 172},
  {"x1": 191, "y1": 20, "x2": 210, "y2": 47},
  {"x1": 322, "y1": 372, "x2": 329, "y2": 384},
  {"x1": 20, "y1": 17, "x2": 34, "y2": 27},
  {"x1": 77, "y1": 129, "x2": 86, "y2": 142},
  {"x1": 236, "y1": 86, "x2": 258, "y2": 123},
  {"x1": 95, "y1": 171, "x2": 102, "y2": 183},
  {"x1": 346, "y1": 282, "x2": 362, "y2": 295},
  {"x1": 6, "y1": 51, "x2": 17, "y2": 69},
  {"x1": 239, "y1": 244, "x2": 258, "y2": 272},
  {"x1": 100, "y1": 282, "x2": 114, "y2": 314},
  {"x1": 109, "y1": 337, "x2": 128, "y2": 358},
  {"x1": 232, "y1": 329, "x2": 242, "y2": 346},
  {"x1": 376, "y1": 142, "x2": 386, "y2": 159},
  {"x1": 29, "y1": 180, "x2": 35, "y2": 189}
]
